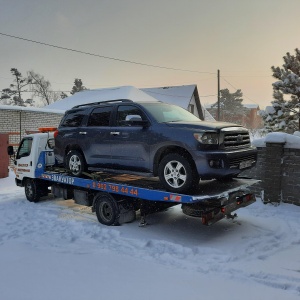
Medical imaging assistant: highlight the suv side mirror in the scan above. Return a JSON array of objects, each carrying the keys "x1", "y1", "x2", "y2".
[
  {"x1": 7, "y1": 146, "x2": 15, "y2": 156},
  {"x1": 125, "y1": 115, "x2": 149, "y2": 127}
]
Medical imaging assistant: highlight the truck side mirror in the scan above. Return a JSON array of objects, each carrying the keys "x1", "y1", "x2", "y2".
[{"x1": 7, "y1": 146, "x2": 15, "y2": 156}]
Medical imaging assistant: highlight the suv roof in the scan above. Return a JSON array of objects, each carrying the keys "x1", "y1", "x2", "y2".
[{"x1": 72, "y1": 99, "x2": 160, "y2": 109}]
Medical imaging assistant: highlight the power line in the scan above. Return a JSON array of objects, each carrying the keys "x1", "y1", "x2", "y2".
[
  {"x1": 221, "y1": 76, "x2": 261, "y2": 106},
  {"x1": 0, "y1": 32, "x2": 216, "y2": 75}
]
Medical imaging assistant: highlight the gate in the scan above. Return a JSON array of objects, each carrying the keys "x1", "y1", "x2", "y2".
[{"x1": 0, "y1": 134, "x2": 9, "y2": 178}]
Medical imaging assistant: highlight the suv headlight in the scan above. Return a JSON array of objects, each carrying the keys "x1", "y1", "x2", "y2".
[{"x1": 194, "y1": 132, "x2": 219, "y2": 144}]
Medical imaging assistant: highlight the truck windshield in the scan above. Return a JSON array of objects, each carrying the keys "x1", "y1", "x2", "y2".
[
  {"x1": 16, "y1": 138, "x2": 33, "y2": 159},
  {"x1": 142, "y1": 103, "x2": 201, "y2": 123}
]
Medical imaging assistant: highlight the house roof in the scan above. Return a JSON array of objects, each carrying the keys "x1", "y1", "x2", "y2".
[
  {"x1": 244, "y1": 104, "x2": 260, "y2": 109},
  {"x1": 205, "y1": 103, "x2": 259, "y2": 110},
  {"x1": 141, "y1": 85, "x2": 197, "y2": 109},
  {"x1": 1, "y1": 85, "x2": 212, "y2": 120},
  {"x1": 0, "y1": 104, "x2": 64, "y2": 114},
  {"x1": 42, "y1": 84, "x2": 209, "y2": 120},
  {"x1": 44, "y1": 86, "x2": 158, "y2": 111}
]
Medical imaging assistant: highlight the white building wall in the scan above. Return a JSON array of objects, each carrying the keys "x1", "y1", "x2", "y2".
[{"x1": 188, "y1": 95, "x2": 200, "y2": 118}]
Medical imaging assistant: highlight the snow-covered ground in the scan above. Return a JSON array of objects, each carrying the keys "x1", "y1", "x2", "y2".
[{"x1": 1, "y1": 171, "x2": 300, "y2": 300}]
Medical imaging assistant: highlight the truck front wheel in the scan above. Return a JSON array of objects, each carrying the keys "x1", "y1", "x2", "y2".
[
  {"x1": 94, "y1": 194, "x2": 120, "y2": 226},
  {"x1": 24, "y1": 179, "x2": 42, "y2": 203}
]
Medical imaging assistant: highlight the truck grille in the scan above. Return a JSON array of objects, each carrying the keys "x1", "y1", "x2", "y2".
[
  {"x1": 229, "y1": 154, "x2": 256, "y2": 168},
  {"x1": 223, "y1": 131, "x2": 251, "y2": 149}
]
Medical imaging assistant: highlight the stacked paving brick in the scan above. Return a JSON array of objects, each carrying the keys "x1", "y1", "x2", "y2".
[{"x1": 241, "y1": 143, "x2": 300, "y2": 206}]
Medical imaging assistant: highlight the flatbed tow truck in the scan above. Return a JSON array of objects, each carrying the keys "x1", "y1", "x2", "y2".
[{"x1": 8, "y1": 129, "x2": 258, "y2": 226}]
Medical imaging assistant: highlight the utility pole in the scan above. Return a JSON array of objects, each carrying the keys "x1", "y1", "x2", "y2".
[{"x1": 217, "y1": 69, "x2": 220, "y2": 121}]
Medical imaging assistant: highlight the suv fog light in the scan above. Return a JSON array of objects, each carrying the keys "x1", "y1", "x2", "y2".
[{"x1": 209, "y1": 159, "x2": 224, "y2": 169}]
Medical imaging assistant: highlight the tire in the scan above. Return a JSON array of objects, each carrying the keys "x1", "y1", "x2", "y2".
[
  {"x1": 66, "y1": 150, "x2": 86, "y2": 177},
  {"x1": 24, "y1": 179, "x2": 42, "y2": 203},
  {"x1": 63, "y1": 188, "x2": 73, "y2": 200},
  {"x1": 94, "y1": 194, "x2": 120, "y2": 226},
  {"x1": 158, "y1": 153, "x2": 199, "y2": 193}
]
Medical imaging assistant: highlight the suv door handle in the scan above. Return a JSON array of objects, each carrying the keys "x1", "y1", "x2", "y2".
[
  {"x1": 79, "y1": 132, "x2": 87, "y2": 135},
  {"x1": 110, "y1": 131, "x2": 120, "y2": 136}
]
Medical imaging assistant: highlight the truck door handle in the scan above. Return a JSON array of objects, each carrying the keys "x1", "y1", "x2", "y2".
[
  {"x1": 110, "y1": 131, "x2": 120, "y2": 136},
  {"x1": 79, "y1": 132, "x2": 87, "y2": 135}
]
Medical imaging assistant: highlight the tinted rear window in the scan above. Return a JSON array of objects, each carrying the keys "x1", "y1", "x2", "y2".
[
  {"x1": 87, "y1": 106, "x2": 112, "y2": 126},
  {"x1": 60, "y1": 109, "x2": 85, "y2": 127}
]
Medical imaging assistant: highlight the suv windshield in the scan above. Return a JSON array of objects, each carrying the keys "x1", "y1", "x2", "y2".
[{"x1": 142, "y1": 103, "x2": 200, "y2": 123}]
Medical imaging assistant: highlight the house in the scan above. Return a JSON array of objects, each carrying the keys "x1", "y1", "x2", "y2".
[
  {"x1": 45, "y1": 85, "x2": 213, "y2": 121},
  {"x1": 0, "y1": 105, "x2": 63, "y2": 148},
  {"x1": 207, "y1": 103, "x2": 263, "y2": 129},
  {"x1": 243, "y1": 104, "x2": 264, "y2": 129},
  {"x1": 1, "y1": 84, "x2": 214, "y2": 151},
  {"x1": 0, "y1": 105, "x2": 63, "y2": 170}
]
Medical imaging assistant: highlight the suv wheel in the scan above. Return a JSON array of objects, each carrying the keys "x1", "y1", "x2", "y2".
[
  {"x1": 66, "y1": 150, "x2": 86, "y2": 176},
  {"x1": 158, "y1": 153, "x2": 199, "y2": 193}
]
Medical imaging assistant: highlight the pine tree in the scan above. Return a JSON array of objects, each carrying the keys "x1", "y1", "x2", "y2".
[
  {"x1": 260, "y1": 91, "x2": 292, "y2": 132},
  {"x1": 0, "y1": 68, "x2": 32, "y2": 106},
  {"x1": 70, "y1": 79, "x2": 87, "y2": 95},
  {"x1": 262, "y1": 48, "x2": 300, "y2": 132},
  {"x1": 210, "y1": 88, "x2": 245, "y2": 124}
]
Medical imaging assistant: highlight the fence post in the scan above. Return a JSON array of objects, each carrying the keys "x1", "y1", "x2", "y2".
[{"x1": 263, "y1": 142, "x2": 285, "y2": 204}]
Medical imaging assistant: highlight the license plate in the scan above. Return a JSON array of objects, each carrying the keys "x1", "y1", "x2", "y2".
[{"x1": 239, "y1": 160, "x2": 253, "y2": 169}]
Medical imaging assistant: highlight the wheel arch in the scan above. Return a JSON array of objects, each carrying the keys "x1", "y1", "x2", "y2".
[
  {"x1": 65, "y1": 144, "x2": 84, "y2": 156},
  {"x1": 64, "y1": 144, "x2": 87, "y2": 165},
  {"x1": 153, "y1": 145, "x2": 196, "y2": 176}
]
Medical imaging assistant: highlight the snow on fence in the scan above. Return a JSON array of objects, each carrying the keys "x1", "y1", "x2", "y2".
[{"x1": 241, "y1": 132, "x2": 300, "y2": 206}]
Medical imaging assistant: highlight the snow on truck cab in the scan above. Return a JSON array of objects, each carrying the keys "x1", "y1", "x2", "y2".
[{"x1": 8, "y1": 127, "x2": 258, "y2": 227}]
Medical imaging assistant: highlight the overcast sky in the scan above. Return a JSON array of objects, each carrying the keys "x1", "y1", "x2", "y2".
[{"x1": 0, "y1": 0, "x2": 299, "y2": 108}]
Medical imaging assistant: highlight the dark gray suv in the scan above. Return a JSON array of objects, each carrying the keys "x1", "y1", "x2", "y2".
[{"x1": 54, "y1": 99, "x2": 257, "y2": 193}]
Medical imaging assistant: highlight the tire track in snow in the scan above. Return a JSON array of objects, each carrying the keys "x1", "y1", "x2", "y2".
[{"x1": 0, "y1": 196, "x2": 300, "y2": 295}]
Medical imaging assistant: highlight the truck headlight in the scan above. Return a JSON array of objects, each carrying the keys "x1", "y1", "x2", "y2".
[{"x1": 194, "y1": 132, "x2": 219, "y2": 144}]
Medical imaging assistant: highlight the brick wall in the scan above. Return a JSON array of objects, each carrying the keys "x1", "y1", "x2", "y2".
[
  {"x1": 0, "y1": 109, "x2": 63, "y2": 167},
  {"x1": 241, "y1": 143, "x2": 300, "y2": 206}
]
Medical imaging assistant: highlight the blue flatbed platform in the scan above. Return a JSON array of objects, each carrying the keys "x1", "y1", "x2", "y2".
[{"x1": 35, "y1": 151, "x2": 259, "y2": 205}]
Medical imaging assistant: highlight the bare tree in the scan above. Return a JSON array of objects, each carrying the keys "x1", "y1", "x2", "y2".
[{"x1": 28, "y1": 71, "x2": 60, "y2": 106}]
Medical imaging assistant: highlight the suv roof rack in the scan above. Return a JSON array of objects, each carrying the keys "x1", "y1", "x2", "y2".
[{"x1": 72, "y1": 99, "x2": 133, "y2": 109}]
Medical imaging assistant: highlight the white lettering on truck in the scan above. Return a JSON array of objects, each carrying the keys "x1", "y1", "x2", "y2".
[{"x1": 51, "y1": 174, "x2": 75, "y2": 185}]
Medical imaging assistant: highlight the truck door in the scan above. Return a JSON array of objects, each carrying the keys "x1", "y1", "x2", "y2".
[
  {"x1": 15, "y1": 137, "x2": 35, "y2": 180},
  {"x1": 110, "y1": 105, "x2": 151, "y2": 172}
]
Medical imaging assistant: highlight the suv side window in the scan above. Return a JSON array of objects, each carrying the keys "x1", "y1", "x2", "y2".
[
  {"x1": 16, "y1": 137, "x2": 33, "y2": 159},
  {"x1": 87, "y1": 106, "x2": 112, "y2": 126},
  {"x1": 116, "y1": 105, "x2": 146, "y2": 126},
  {"x1": 60, "y1": 109, "x2": 85, "y2": 127}
]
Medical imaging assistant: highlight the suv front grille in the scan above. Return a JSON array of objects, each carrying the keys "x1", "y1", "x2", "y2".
[{"x1": 223, "y1": 131, "x2": 251, "y2": 149}]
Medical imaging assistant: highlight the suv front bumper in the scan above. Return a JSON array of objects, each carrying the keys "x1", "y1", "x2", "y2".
[{"x1": 192, "y1": 147, "x2": 257, "y2": 179}]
